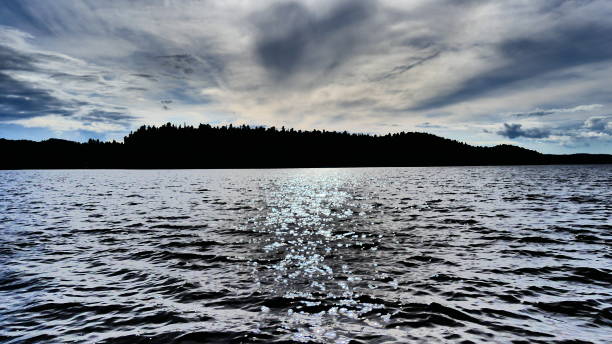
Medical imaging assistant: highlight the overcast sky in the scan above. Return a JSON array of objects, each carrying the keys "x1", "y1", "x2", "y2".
[{"x1": 1, "y1": 0, "x2": 611, "y2": 153}]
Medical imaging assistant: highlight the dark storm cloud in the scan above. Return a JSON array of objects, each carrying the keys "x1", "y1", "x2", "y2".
[
  {"x1": 0, "y1": 73, "x2": 75, "y2": 120},
  {"x1": 0, "y1": 44, "x2": 38, "y2": 71},
  {"x1": 412, "y1": 22, "x2": 612, "y2": 110},
  {"x1": 497, "y1": 123, "x2": 551, "y2": 139},
  {"x1": 0, "y1": 37, "x2": 137, "y2": 126},
  {"x1": 0, "y1": 44, "x2": 74, "y2": 120},
  {"x1": 253, "y1": 0, "x2": 376, "y2": 79}
]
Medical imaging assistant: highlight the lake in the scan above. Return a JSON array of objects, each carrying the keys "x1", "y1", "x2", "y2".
[{"x1": 1, "y1": 166, "x2": 610, "y2": 343}]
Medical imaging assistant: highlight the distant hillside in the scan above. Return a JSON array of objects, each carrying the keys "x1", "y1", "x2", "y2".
[{"x1": 1, "y1": 123, "x2": 611, "y2": 169}]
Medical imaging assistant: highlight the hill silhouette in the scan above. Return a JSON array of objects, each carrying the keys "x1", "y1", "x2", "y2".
[{"x1": 1, "y1": 123, "x2": 611, "y2": 169}]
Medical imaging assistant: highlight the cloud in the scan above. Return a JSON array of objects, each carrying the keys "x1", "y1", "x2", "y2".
[
  {"x1": 373, "y1": 52, "x2": 441, "y2": 82},
  {"x1": 80, "y1": 110, "x2": 136, "y2": 125},
  {"x1": 149, "y1": 53, "x2": 225, "y2": 84},
  {"x1": 0, "y1": 2, "x2": 52, "y2": 36},
  {"x1": 0, "y1": 25, "x2": 145, "y2": 131},
  {"x1": 512, "y1": 104, "x2": 603, "y2": 117},
  {"x1": 514, "y1": 111, "x2": 554, "y2": 118},
  {"x1": 416, "y1": 122, "x2": 445, "y2": 129},
  {"x1": 160, "y1": 99, "x2": 173, "y2": 110},
  {"x1": 412, "y1": 18, "x2": 612, "y2": 110},
  {"x1": 131, "y1": 73, "x2": 157, "y2": 81},
  {"x1": 10, "y1": 114, "x2": 127, "y2": 133},
  {"x1": 0, "y1": 40, "x2": 78, "y2": 120},
  {"x1": 253, "y1": 0, "x2": 376, "y2": 81},
  {"x1": 0, "y1": 43, "x2": 36, "y2": 71},
  {"x1": 497, "y1": 123, "x2": 551, "y2": 139},
  {"x1": 583, "y1": 116, "x2": 612, "y2": 133},
  {"x1": 0, "y1": 72, "x2": 76, "y2": 120},
  {"x1": 49, "y1": 73, "x2": 100, "y2": 83},
  {"x1": 491, "y1": 114, "x2": 612, "y2": 150},
  {"x1": 337, "y1": 98, "x2": 378, "y2": 108}
]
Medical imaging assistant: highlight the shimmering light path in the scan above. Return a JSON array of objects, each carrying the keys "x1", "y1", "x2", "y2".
[
  {"x1": 248, "y1": 172, "x2": 393, "y2": 343},
  {"x1": 0, "y1": 167, "x2": 610, "y2": 343}
]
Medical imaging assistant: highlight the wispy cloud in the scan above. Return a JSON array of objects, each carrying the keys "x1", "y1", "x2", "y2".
[
  {"x1": 0, "y1": 26, "x2": 142, "y2": 132},
  {"x1": 416, "y1": 122, "x2": 445, "y2": 129},
  {"x1": 512, "y1": 104, "x2": 603, "y2": 118},
  {"x1": 497, "y1": 123, "x2": 550, "y2": 139},
  {"x1": 11, "y1": 114, "x2": 128, "y2": 133},
  {"x1": 583, "y1": 116, "x2": 612, "y2": 133}
]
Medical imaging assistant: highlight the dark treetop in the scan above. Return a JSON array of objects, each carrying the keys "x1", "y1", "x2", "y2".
[{"x1": 1, "y1": 123, "x2": 611, "y2": 169}]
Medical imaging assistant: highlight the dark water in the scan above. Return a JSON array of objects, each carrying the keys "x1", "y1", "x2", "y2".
[{"x1": 1, "y1": 166, "x2": 611, "y2": 344}]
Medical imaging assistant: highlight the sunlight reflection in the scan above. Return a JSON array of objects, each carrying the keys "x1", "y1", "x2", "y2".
[{"x1": 247, "y1": 169, "x2": 389, "y2": 343}]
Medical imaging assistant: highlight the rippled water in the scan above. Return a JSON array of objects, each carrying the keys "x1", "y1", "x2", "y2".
[{"x1": 1, "y1": 166, "x2": 611, "y2": 343}]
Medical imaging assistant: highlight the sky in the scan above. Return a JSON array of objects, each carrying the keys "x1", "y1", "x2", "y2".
[{"x1": 0, "y1": 0, "x2": 611, "y2": 154}]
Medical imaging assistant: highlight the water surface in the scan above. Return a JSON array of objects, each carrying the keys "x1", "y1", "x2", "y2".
[{"x1": 1, "y1": 166, "x2": 611, "y2": 343}]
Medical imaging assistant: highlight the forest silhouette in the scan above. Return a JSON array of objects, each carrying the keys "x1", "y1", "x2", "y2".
[{"x1": 2, "y1": 123, "x2": 611, "y2": 169}]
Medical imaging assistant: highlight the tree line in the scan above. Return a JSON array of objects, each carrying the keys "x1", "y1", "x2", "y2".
[{"x1": 2, "y1": 123, "x2": 611, "y2": 169}]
